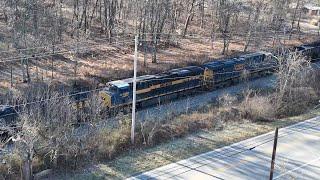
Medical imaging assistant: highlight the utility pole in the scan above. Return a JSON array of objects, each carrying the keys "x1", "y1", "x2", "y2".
[
  {"x1": 131, "y1": 35, "x2": 138, "y2": 144},
  {"x1": 269, "y1": 127, "x2": 279, "y2": 180}
]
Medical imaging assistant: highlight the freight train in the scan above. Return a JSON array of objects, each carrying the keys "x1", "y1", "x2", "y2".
[
  {"x1": 99, "y1": 44, "x2": 320, "y2": 111},
  {"x1": 1, "y1": 42, "x2": 320, "y2": 123}
]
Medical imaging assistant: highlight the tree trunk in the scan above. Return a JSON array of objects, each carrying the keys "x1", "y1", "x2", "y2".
[
  {"x1": 200, "y1": 0, "x2": 205, "y2": 29},
  {"x1": 21, "y1": 151, "x2": 33, "y2": 180},
  {"x1": 182, "y1": 0, "x2": 196, "y2": 37},
  {"x1": 152, "y1": 34, "x2": 157, "y2": 63},
  {"x1": 26, "y1": 59, "x2": 30, "y2": 83},
  {"x1": 289, "y1": 0, "x2": 300, "y2": 40}
]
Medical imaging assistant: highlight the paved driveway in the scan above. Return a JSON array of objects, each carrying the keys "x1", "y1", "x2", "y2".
[{"x1": 129, "y1": 116, "x2": 320, "y2": 180}]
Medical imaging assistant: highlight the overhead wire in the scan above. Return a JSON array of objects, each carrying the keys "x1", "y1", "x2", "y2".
[
  {"x1": 0, "y1": 29, "x2": 315, "y2": 64},
  {"x1": 0, "y1": 60, "x2": 278, "y2": 119},
  {"x1": 0, "y1": 33, "x2": 317, "y2": 112},
  {"x1": 0, "y1": 39, "x2": 135, "y2": 63},
  {"x1": 0, "y1": 36, "x2": 134, "y2": 54},
  {"x1": 2, "y1": 58, "x2": 318, "y2": 119}
]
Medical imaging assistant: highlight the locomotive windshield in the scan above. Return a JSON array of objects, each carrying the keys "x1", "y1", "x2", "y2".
[
  {"x1": 106, "y1": 83, "x2": 118, "y2": 92},
  {"x1": 109, "y1": 85, "x2": 118, "y2": 92}
]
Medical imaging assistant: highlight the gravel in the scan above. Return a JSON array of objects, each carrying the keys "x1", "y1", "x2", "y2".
[{"x1": 137, "y1": 75, "x2": 277, "y2": 122}]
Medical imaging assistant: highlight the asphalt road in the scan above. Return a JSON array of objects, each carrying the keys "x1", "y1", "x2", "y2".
[{"x1": 129, "y1": 116, "x2": 320, "y2": 180}]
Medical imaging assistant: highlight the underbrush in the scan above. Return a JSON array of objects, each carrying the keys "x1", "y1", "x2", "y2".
[
  {"x1": 240, "y1": 93, "x2": 275, "y2": 122},
  {"x1": 1, "y1": 57, "x2": 320, "y2": 179},
  {"x1": 1, "y1": 86, "x2": 319, "y2": 179}
]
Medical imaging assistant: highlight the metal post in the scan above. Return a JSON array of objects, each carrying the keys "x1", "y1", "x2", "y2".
[
  {"x1": 269, "y1": 127, "x2": 279, "y2": 180},
  {"x1": 131, "y1": 35, "x2": 138, "y2": 144}
]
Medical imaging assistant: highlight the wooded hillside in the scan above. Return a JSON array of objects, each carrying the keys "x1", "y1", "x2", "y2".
[{"x1": 0, "y1": 0, "x2": 317, "y2": 91}]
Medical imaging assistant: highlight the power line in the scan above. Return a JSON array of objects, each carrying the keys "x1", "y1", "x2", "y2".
[
  {"x1": 0, "y1": 36, "x2": 135, "y2": 54},
  {"x1": 0, "y1": 30, "x2": 315, "y2": 64},
  {"x1": 0, "y1": 86, "x2": 108, "y2": 118},
  {"x1": 2, "y1": 58, "x2": 318, "y2": 119},
  {"x1": 0, "y1": 39, "x2": 135, "y2": 63}
]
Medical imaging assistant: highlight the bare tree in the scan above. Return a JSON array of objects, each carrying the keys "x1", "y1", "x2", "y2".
[
  {"x1": 243, "y1": 1, "x2": 264, "y2": 52},
  {"x1": 182, "y1": 0, "x2": 196, "y2": 38},
  {"x1": 215, "y1": 0, "x2": 241, "y2": 55},
  {"x1": 274, "y1": 51, "x2": 314, "y2": 115}
]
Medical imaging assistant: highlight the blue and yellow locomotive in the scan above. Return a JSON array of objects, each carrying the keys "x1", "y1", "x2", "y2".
[
  {"x1": 100, "y1": 51, "x2": 278, "y2": 109},
  {"x1": 100, "y1": 66, "x2": 204, "y2": 109}
]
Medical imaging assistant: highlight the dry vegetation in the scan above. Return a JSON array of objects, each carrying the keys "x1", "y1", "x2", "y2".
[
  {"x1": 1, "y1": 52, "x2": 319, "y2": 179},
  {"x1": 0, "y1": 0, "x2": 319, "y2": 93},
  {"x1": 1, "y1": 0, "x2": 320, "y2": 179}
]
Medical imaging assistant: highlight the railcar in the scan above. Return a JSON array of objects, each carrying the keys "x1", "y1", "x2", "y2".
[
  {"x1": 100, "y1": 66, "x2": 204, "y2": 109},
  {"x1": 239, "y1": 52, "x2": 277, "y2": 74},
  {"x1": 296, "y1": 45, "x2": 320, "y2": 61},
  {"x1": 0, "y1": 105, "x2": 18, "y2": 137},
  {"x1": 0, "y1": 105, "x2": 18, "y2": 126},
  {"x1": 202, "y1": 52, "x2": 277, "y2": 89},
  {"x1": 203, "y1": 58, "x2": 245, "y2": 89}
]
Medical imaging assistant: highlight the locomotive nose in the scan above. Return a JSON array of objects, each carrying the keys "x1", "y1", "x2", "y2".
[{"x1": 100, "y1": 91, "x2": 113, "y2": 108}]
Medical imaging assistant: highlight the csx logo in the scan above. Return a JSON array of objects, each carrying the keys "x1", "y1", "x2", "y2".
[{"x1": 121, "y1": 92, "x2": 129, "y2": 97}]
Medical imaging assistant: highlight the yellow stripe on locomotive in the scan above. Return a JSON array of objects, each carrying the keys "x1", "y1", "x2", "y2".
[{"x1": 100, "y1": 91, "x2": 112, "y2": 108}]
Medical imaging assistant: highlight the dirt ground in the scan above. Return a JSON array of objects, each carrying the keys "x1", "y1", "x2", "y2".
[{"x1": 0, "y1": 32, "x2": 317, "y2": 95}]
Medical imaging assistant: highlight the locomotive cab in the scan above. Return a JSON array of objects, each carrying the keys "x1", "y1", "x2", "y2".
[
  {"x1": 203, "y1": 61, "x2": 224, "y2": 88},
  {"x1": 100, "y1": 81, "x2": 131, "y2": 108}
]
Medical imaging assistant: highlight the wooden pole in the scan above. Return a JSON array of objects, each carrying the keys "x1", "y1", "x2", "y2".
[
  {"x1": 131, "y1": 35, "x2": 138, "y2": 144},
  {"x1": 269, "y1": 127, "x2": 279, "y2": 180}
]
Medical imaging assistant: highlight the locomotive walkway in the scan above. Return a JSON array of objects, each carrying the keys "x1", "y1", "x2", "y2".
[{"x1": 129, "y1": 116, "x2": 320, "y2": 179}]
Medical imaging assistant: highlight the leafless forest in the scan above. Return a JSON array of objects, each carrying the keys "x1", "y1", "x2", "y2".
[
  {"x1": 0, "y1": 0, "x2": 306, "y2": 47},
  {"x1": 0, "y1": 0, "x2": 318, "y2": 91}
]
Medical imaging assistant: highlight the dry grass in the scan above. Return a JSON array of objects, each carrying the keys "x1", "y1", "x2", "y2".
[
  {"x1": 61, "y1": 108, "x2": 320, "y2": 179},
  {"x1": 276, "y1": 87, "x2": 319, "y2": 117},
  {"x1": 0, "y1": 153, "x2": 21, "y2": 180},
  {"x1": 94, "y1": 119, "x2": 131, "y2": 160},
  {"x1": 240, "y1": 92, "x2": 275, "y2": 122}
]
